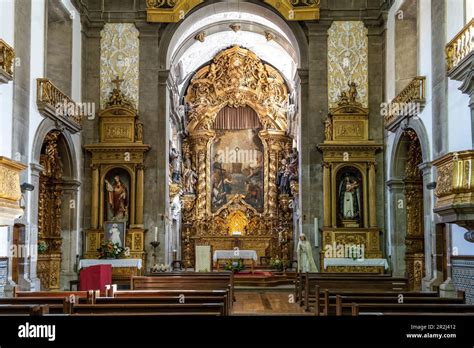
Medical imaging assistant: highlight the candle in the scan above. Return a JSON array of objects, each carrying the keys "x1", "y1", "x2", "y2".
[
  {"x1": 154, "y1": 227, "x2": 158, "y2": 241},
  {"x1": 76, "y1": 229, "x2": 79, "y2": 256}
]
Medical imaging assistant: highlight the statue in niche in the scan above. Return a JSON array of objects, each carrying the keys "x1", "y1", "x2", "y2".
[
  {"x1": 288, "y1": 148, "x2": 299, "y2": 182},
  {"x1": 105, "y1": 174, "x2": 129, "y2": 222},
  {"x1": 338, "y1": 174, "x2": 360, "y2": 220},
  {"x1": 277, "y1": 158, "x2": 292, "y2": 195},
  {"x1": 169, "y1": 147, "x2": 182, "y2": 184},
  {"x1": 182, "y1": 152, "x2": 198, "y2": 194},
  {"x1": 324, "y1": 117, "x2": 333, "y2": 141}
]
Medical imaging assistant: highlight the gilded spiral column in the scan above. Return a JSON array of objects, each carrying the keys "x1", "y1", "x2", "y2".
[
  {"x1": 91, "y1": 164, "x2": 99, "y2": 229},
  {"x1": 268, "y1": 145, "x2": 278, "y2": 218},
  {"x1": 322, "y1": 162, "x2": 331, "y2": 227},
  {"x1": 136, "y1": 164, "x2": 144, "y2": 226},
  {"x1": 368, "y1": 162, "x2": 377, "y2": 227}
]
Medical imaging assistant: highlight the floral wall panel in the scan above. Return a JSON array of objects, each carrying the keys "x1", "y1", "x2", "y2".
[
  {"x1": 100, "y1": 23, "x2": 139, "y2": 110},
  {"x1": 327, "y1": 21, "x2": 368, "y2": 109}
]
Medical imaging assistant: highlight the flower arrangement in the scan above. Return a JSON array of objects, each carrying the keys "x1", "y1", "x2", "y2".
[
  {"x1": 37, "y1": 240, "x2": 48, "y2": 254},
  {"x1": 97, "y1": 241, "x2": 127, "y2": 259},
  {"x1": 270, "y1": 257, "x2": 285, "y2": 271},
  {"x1": 224, "y1": 259, "x2": 244, "y2": 273}
]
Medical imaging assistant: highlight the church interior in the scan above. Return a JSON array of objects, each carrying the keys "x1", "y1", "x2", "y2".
[{"x1": 0, "y1": 0, "x2": 474, "y2": 343}]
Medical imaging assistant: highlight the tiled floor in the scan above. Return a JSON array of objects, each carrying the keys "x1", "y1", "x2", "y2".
[{"x1": 232, "y1": 290, "x2": 311, "y2": 315}]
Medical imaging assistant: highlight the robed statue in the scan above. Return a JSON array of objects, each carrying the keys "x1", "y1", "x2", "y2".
[
  {"x1": 338, "y1": 174, "x2": 360, "y2": 220},
  {"x1": 105, "y1": 175, "x2": 128, "y2": 221},
  {"x1": 297, "y1": 234, "x2": 318, "y2": 272}
]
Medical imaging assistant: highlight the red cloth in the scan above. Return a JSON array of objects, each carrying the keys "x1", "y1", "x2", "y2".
[{"x1": 79, "y1": 265, "x2": 112, "y2": 292}]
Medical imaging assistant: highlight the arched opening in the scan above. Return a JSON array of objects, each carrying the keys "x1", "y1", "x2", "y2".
[
  {"x1": 392, "y1": 128, "x2": 425, "y2": 290},
  {"x1": 36, "y1": 130, "x2": 77, "y2": 290},
  {"x1": 163, "y1": 3, "x2": 302, "y2": 267}
]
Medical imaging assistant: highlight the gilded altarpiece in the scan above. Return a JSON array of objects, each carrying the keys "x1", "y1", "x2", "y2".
[
  {"x1": 318, "y1": 89, "x2": 384, "y2": 273},
  {"x1": 181, "y1": 46, "x2": 295, "y2": 267},
  {"x1": 84, "y1": 82, "x2": 150, "y2": 281}
]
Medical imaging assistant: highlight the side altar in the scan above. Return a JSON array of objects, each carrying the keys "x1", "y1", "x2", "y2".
[
  {"x1": 83, "y1": 78, "x2": 150, "y2": 281},
  {"x1": 318, "y1": 84, "x2": 385, "y2": 273}
]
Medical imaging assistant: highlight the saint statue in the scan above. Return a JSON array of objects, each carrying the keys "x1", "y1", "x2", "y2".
[
  {"x1": 108, "y1": 223, "x2": 122, "y2": 247},
  {"x1": 338, "y1": 175, "x2": 360, "y2": 220},
  {"x1": 105, "y1": 175, "x2": 128, "y2": 221},
  {"x1": 348, "y1": 81, "x2": 358, "y2": 104},
  {"x1": 277, "y1": 158, "x2": 291, "y2": 195},
  {"x1": 169, "y1": 147, "x2": 182, "y2": 184},
  {"x1": 297, "y1": 234, "x2": 318, "y2": 273},
  {"x1": 324, "y1": 117, "x2": 333, "y2": 141},
  {"x1": 182, "y1": 152, "x2": 198, "y2": 194}
]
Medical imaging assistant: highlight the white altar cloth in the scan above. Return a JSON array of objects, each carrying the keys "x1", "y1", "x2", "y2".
[
  {"x1": 213, "y1": 250, "x2": 258, "y2": 262},
  {"x1": 323, "y1": 258, "x2": 389, "y2": 270},
  {"x1": 79, "y1": 258, "x2": 142, "y2": 270}
]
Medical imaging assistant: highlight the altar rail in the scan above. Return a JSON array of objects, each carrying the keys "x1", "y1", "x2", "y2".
[
  {"x1": 446, "y1": 18, "x2": 474, "y2": 72},
  {"x1": 36, "y1": 78, "x2": 83, "y2": 132},
  {"x1": 384, "y1": 76, "x2": 426, "y2": 130}
]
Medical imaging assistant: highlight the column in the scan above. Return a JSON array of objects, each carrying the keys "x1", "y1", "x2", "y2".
[
  {"x1": 136, "y1": 164, "x2": 144, "y2": 226},
  {"x1": 322, "y1": 162, "x2": 331, "y2": 227},
  {"x1": 368, "y1": 162, "x2": 377, "y2": 227},
  {"x1": 91, "y1": 164, "x2": 99, "y2": 229}
]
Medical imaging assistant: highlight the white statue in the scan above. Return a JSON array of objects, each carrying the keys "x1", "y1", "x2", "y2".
[{"x1": 297, "y1": 234, "x2": 318, "y2": 273}]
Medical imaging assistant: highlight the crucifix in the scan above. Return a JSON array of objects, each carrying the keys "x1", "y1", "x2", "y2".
[{"x1": 112, "y1": 75, "x2": 124, "y2": 90}]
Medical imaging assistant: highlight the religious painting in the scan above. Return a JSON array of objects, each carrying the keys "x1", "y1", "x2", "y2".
[
  {"x1": 210, "y1": 129, "x2": 264, "y2": 212},
  {"x1": 103, "y1": 221, "x2": 126, "y2": 248},
  {"x1": 336, "y1": 166, "x2": 363, "y2": 227},
  {"x1": 104, "y1": 168, "x2": 130, "y2": 223}
]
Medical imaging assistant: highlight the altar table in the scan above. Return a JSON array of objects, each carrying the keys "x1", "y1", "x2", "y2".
[
  {"x1": 79, "y1": 258, "x2": 143, "y2": 270},
  {"x1": 323, "y1": 258, "x2": 389, "y2": 274},
  {"x1": 79, "y1": 265, "x2": 112, "y2": 292},
  {"x1": 213, "y1": 250, "x2": 257, "y2": 272}
]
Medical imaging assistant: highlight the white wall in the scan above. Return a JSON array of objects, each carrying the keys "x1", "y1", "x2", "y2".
[
  {"x1": 451, "y1": 225, "x2": 474, "y2": 255},
  {"x1": 447, "y1": 0, "x2": 472, "y2": 152},
  {"x1": 0, "y1": 0, "x2": 15, "y2": 257}
]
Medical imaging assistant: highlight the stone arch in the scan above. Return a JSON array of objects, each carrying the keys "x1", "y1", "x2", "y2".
[{"x1": 31, "y1": 118, "x2": 79, "y2": 181}]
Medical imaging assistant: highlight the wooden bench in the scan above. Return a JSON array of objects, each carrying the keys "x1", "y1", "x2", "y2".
[
  {"x1": 71, "y1": 303, "x2": 225, "y2": 316},
  {"x1": 0, "y1": 304, "x2": 52, "y2": 316},
  {"x1": 351, "y1": 303, "x2": 474, "y2": 316},
  {"x1": 132, "y1": 273, "x2": 234, "y2": 311},
  {"x1": 297, "y1": 273, "x2": 408, "y2": 310},
  {"x1": 101, "y1": 289, "x2": 231, "y2": 315},
  {"x1": 335, "y1": 294, "x2": 465, "y2": 316},
  {"x1": 316, "y1": 287, "x2": 441, "y2": 315}
]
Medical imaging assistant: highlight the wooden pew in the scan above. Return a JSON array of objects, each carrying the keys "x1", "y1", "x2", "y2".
[
  {"x1": 318, "y1": 288, "x2": 439, "y2": 315},
  {"x1": 0, "y1": 304, "x2": 51, "y2": 316},
  {"x1": 350, "y1": 303, "x2": 474, "y2": 316},
  {"x1": 101, "y1": 289, "x2": 230, "y2": 315},
  {"x1": 335, "y1": 294, "x2": 465, "y2": 316},
  {"x1": 299, "y1": 273, "x2": 408, "y2": 311},
  {"x1": 294, "y1": 272, "x2": 394, "y2": 305},
  {"x1": 0, "y1": 297, "x2": 72, "y2": 314},
  {"x1": 71, "y1": 303, "x2": 224, "y2": 316},
  {"x1": 131, "y1": 273, "x2": 234, "y2": 311}
]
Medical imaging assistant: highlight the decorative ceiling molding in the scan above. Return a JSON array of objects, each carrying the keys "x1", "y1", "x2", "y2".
[
  {"x1": 146, "y1": 0, "x2": 204, "y2": 23},
  {"x1": 146, "y1": 0, "x2": 320, "y2": 23},
  {"x1": 263, "y1": 0, "x2": 320, "y2": 21}
]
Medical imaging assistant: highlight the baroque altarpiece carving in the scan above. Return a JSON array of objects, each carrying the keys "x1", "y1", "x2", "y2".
[
  {"x1": 180, "y1": 46, "x2": 297, "y2": 267},
  {"x1": 84, "y1": 79, "x2": 150, "y2": 280},
  {"x1": 318, "y1": 85, "x2": 384, "y2": 273}
]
